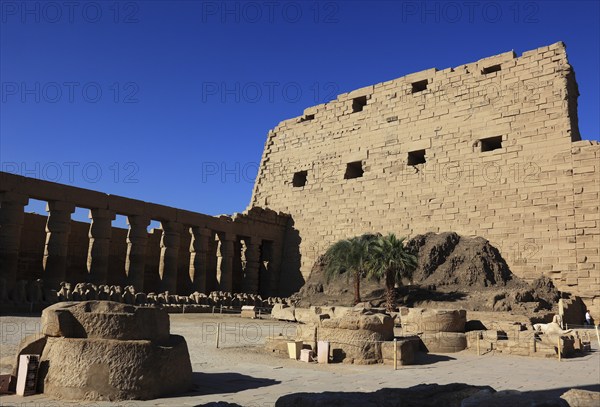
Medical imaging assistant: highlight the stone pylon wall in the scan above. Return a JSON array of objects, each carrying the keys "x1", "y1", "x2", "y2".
[{"x1": 249, "y1": 42, "x2": 600, "y2": 308}]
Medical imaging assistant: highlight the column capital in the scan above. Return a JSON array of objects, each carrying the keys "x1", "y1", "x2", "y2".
[
  {"x1": 0, "y1": 192, "x2": 29, "y2": 206},
  {"x1": 246, "y1": 236, "x2": 262, "y2": 248},
  {"x1": 216, "y1": 231, "x2": 236, "y2": 242},
  {"x1": 160, "y1": 221, "x2": 182, "y2": 234},
  {"x1": 190, "y1": 226, "x2": 213, "y2": 237},
  {"x1": 88, "y1": 208, "x2": 116, "y2": 221},
  {"x1": 127, "y1": 215, "x2": 151, "y2": 228},
  {"x1": 46, "y1": 200, "x2": 76, "y2": 213}
]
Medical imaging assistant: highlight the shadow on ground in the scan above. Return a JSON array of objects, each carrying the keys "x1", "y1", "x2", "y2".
[
  {"x1": 186, "y1": 372, "x2": 280, "y2": 397},
  {"x1": 273, "y1": 383, "x2": 600, "y2": 407},
  {"x1": 413, "y1": 352, "x2": 456, "y2": 366}
]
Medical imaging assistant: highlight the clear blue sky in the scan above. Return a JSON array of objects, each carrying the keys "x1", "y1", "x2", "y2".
[{"x1": 1, "y1": 0, "x2": 599, "y2": 226}]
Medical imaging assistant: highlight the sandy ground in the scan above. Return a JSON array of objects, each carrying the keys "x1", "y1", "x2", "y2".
[{"x1": 1, "y1": 312, "x2": 599, "y2": 406}]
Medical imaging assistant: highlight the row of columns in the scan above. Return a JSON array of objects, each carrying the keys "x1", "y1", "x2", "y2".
[{"x1": 0, "y1": 193, "x2": 280, "y2": 296}]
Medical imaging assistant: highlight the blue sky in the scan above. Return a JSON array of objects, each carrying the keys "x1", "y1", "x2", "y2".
[{"x1": 1, "y1": 0, "x2": 599, "y2": 226}]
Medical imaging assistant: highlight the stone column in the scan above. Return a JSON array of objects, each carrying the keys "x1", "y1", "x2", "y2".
[
  {"x1": 216, "y1": 232, "x2": 235, "y2": 292},
  {"x1": 242, "y1": 238, "x2": 261, "y2": 294},
  {"x1": 268, "y1": 241, "x2": 283, "y2": 296},
  {"x1": 206, "y1": 235, "x2": 219, "y2": 292},
  {"x1": 232, "y1": 238, "x2": 244, "y2": 293},
  {"x1": 159, "y1": 221, "x2": 181, "y2": 293},
  {"x1": 189, "y1": 227, "x2": 212, "y2": 293},
  {"x1": 125, "y1": 215, "x2": 150, "y2": 291},
  {"x1": 0, "y1": 192, "x2": 29, "y2": 293},
  {"x1": 43, "y1": 201, "x2": 75, "y2": 289},
  {"x1": 86, "y1": 209, "x2": 115, "y2": 285}
]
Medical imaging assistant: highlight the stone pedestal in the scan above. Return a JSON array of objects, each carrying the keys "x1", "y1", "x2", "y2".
[{"x1": 35, "y1": 301, "x2": 192, "y2": 401}]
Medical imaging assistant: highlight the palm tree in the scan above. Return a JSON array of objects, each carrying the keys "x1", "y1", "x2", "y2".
[
  {"x1": 323, "y1": 234, "x2": 376, "y2": 305},
  {"x1": 366, "y1": 233, "x2": 418, "y2": 312}
]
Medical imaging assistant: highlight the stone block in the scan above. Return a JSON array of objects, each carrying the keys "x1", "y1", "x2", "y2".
[
  {"x1": 11, "y1": 334, "x2": 47, "y2": 376},
  {"x1": 39, "y1": 335, "x2": 192, "y2": 401},
  {"x1": 401, "y1": 308, "x2": 466, "y2": 334},
  {"x1": 271, "y1": 304, "x2": 296, "y2": 322},
  {"x1": 381, "y1": 339, "x2": 418, "y2": 366},
  {"x1": 419, "y1": 332, "x2": 467, "y2": 353},
  {"x1": 241, "y1": 306, "x2": 257, "y2": 319},
  {"x1": 41, "y1": 301, "x2": 170, "y2": 343}
]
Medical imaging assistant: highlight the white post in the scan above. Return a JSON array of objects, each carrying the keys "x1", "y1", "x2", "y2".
[{"x1": 393, "y1": 338, "x2": 398, "y2": 370}]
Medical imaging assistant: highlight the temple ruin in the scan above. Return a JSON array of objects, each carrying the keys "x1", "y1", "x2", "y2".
[
  {"x1": 0, "y1": 42, "x2": 598, "y2": 309},
  {"x1": 250, "y1": 41, "x2": 599, "y2": 309}
]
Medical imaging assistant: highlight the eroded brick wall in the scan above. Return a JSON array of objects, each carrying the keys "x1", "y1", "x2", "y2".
[{"x1": 250, "y1": 42, "x2": 600, "y2": 307}]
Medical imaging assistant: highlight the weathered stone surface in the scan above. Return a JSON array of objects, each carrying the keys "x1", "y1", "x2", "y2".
[
  {"x1": 271, "y1": 304, "x2": 296, "y2": 322},
  {"x1": 275, "y1": 383, "x2": 496, "y2": 407},
  {"x1": 251, "y1": 42, "x2": 600, "y2": 309},
  {"x1": 32, "y1": 300, "x2": 193, "y2": 401},
  {"x1": 538, "y1": 335, "x2": 576, "y2": 357},
  {"x1": 560, "y1": 389, "x2": 600, "y2": 406},
  {"x1": 381, "y1": 338, "x2": 419, "y2": 366},
  {"x1": 265, "y1": 335, "x2": 291, "y2": 357},
  {"x1": 241, "y1": 305, "x2": 257, "y2": 318},
  {"x1": 41, "y1": 301, "x2": 169, "y2": 343},
  {"x1": 305, "y1": 313, "x2": 394, "y2": 364},
  {"x1": 11, "y1": 333, "x2": 47, "y2": 376},
  {"x1": 39, "y1": 335, "x2": 192, "y2": 401},
  {"x1": 322, "y1": 313, "x2": 393, "y2": 338},
  {"x1": 420, "y1": 332, "x2": 467, "y2": 353},
  {"x1": 401, "y1": 308, "x2": 466, "y2": 334}
]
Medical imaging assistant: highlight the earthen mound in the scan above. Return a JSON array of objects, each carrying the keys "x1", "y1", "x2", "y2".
[
  {"x1": 406, "y1": 232, "x2": 513, "y2": 287},
  {"x1": 291, "y1": 232, "x2": 560, "y2": 313}
]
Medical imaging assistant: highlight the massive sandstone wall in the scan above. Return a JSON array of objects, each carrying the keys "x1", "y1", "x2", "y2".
[{"x1": 249, "y1": 42, "x2": 599, "y2": 306}]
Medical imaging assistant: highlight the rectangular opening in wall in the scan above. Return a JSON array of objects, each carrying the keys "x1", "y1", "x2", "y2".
[
  {"x1": 300, "y1": 114, "x2": 314, "y2": 122},
  {"x1": 480, "y1": 136, "x2": 503, "y2": 152},
  {"x1": 411, "y1": 79, "x2": 428, "y2": 94},
  {"x1": 407, "y1": 149, "x2": 426, "y2": 165},
  {"x1": 352, "y1": 96, "x2": 367, "y2": 113},
  {"x1": 292, "y1": 171, "x2": 307, "y2": 187},
  {"x1": 482, "y1": 64, "x2": 502, "y2": 75},
  {"x1": 344, "y1": 161, "x2": 364, "y2": 179}
]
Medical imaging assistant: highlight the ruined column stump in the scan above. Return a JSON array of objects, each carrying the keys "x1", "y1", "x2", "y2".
[{"x1": 35, "y1": 301, "x2": 192, "y2": 401}]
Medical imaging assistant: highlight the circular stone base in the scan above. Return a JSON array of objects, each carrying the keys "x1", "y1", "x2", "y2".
[{"x1": 39, "y1": 334, "x2": 192, "y2": 401}]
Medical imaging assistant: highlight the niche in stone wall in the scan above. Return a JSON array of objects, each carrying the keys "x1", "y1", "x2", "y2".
[
  {"x1": 299, "y1": 114, "x2": 315, "y2": 122},
  {"x1": 352, "y1": 96, "x2": 367, "y2": 113},
  {"x1": 292, "y1": 170, "x2": 308, "y2": 187},
  {"x1": 407, "y1": 149, "x2": 427, "y2": 166},
  {"x1": 344, "y1": 161, "x2": 364, "y2": 179},
  {"x1": 411, "y1": 79, "x2": 428, "y2": 94},
  {"x1": 480, "y1": 136, "x2": 503, "y2": 152},
  {"x1": 482, "y1": 64, "x2": 502, "y2": 75}
]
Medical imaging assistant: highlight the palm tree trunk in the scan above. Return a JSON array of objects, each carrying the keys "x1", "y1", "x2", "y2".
[
  {"x1": 353, "y1": 273, "x2": 361, "y2": 305},
  {"x1": 385, "y1": 270, "x2": 396, "y2": 312}
]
